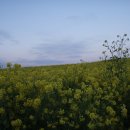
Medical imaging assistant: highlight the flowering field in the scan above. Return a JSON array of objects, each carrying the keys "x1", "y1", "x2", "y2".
[{"x1": 0, "y1": 58, "x2": 130, "y2": 130}]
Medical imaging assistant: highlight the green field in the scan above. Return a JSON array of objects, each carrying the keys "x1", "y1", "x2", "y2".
[{"x1": 0, "y1": 59, "x2": 130, "y2": 130}]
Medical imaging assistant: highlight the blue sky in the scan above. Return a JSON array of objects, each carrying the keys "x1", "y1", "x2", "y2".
[{"x1": 0, "y1": 0, "x2": 130, "y2": 66}]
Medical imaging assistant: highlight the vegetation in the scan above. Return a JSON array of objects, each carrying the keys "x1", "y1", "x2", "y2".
[{"x1": 0, "y1": 34, "x2": 130, "y2": 130}]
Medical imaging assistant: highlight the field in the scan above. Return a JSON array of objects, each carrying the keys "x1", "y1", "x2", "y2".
[{"x1": 0, "y1": 59, "x2": 130, "y2": 130}]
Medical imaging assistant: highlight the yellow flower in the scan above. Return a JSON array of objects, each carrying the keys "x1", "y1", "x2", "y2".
[
  {"x1": 24, "y1": 99, "x2": 33, "y2": 107},
  {"x1": 59, "y1": 109, "x2": 64, "y2": 115},
  {"x1": 33, "y1": 98, "x2": 41, "y2": 109},
  {"x1": 89, "y1": 113, "x2": 97, "y2": 120},
  {"x1": 79, "y1": 115, "x2": 85, "y2": 122},
  {"x1": 11, "y1": 119, "x2": 22, "y2": 127},
  {"x1": 106, "y1": 106, "x2": 116, "y2": 116},
  {"x1": 0, "y1": 89, "x2": 5, "y2": 100},
  {"x1": 0, "y1": 107, "x2": 5, "y2": 114},
  {"x1": 59, "y1": 118, "x2": 65, "y2": 125},
  {"x1": 39, "y1": 128, "x2": 44, "y2": 130},
  {"x1": 105, "y1": 119, "x2": 111, "y2": 126},
  {"x1": 121, "y1": 105, "x2": 127, "y2": 117},
  {"x1": 44, "y1": 108, "x2": 49, "y2": 114},
  {"x1": 29, "y1": 115, "x2": 34, "y2": 120}
]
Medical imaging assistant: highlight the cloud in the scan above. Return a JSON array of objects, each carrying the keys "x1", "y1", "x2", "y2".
[
  {"x1": 0, "y1": 30, "x2": 19, "y2": 45},
  {"x1": 15, "y1": 58, "x2": 64, "y2": 67},
  {"x1": 31, "y1": 39, "x2": 87, "y2": 65},
  {"x1": 66, "y1": 13, "x2": 98, "y2": 21},
  {"x1": 0, "y1": 37, "x2": 101, "y2": 66},
  {"x1": 0, "y1": 30, "x2": 11, "y2": 39}
]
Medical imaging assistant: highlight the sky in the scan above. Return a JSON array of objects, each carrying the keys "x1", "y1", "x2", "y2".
[{"x1": 0, "y1": 0, "x2": 130, "y2": 66}]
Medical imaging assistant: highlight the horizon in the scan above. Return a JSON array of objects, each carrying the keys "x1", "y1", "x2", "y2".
[{"x1": 0, "y1": 0, "x2": 130, "y2": 66}]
